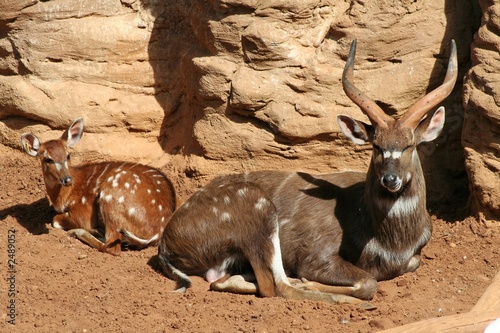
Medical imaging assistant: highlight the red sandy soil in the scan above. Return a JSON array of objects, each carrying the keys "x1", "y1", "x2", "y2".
[{"x1": 1, "y1": 143, "x2": 499, "y2": 333}]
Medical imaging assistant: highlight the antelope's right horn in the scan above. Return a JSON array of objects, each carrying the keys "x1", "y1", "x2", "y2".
[{"x1": 342, "y1": 39, "x2": 393, "y2": 128}]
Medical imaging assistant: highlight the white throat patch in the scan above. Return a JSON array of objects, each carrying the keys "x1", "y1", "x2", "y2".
[{"x1": 387, "y1": 195, "x2": 420, "y2": 219}]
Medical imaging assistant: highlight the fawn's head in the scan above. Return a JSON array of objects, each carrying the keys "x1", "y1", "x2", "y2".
[
  {"x1": 338, "y1": 39, "x2": 457, "y2": 193},
  {"x1": 21, "y1": 118, "x2": 85, "y2": 187}
]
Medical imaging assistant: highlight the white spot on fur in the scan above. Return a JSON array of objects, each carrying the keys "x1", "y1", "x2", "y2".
[
  {"x1": 212, "y1": 206, "x2": 218, "y2": 215},
  {"x1": 128, "y1": 207, "x2": 136, "y2": 216},
  {"x1": 221, "y1": 212, "x2": 231, "y2": 222},
  {"x1": 255, "y1": 197, "x2": 269, "y2": 211},
  {"x1": 151, "y1": 199, "x2": 156, "y2": 205},
  {"x1": 125, "y1": 182, "x2": 130, "y2": 189},
  {"x1": 112, "y1": 173, "x2": 121, "y2": 187},
  {"x1": 107, "y1": 175, "x2": 114, "y2": 182},
  {"x1": 237, "y1": 187, "x2": 248, "y2": 197},
  {"x1": 156, "y1": 189, "x2": 161, "y2": 193},
  {"x1": 223, "y1": 196, "x2": 230, "y2": 205},
  {"x1": 147, "y1": 189, "x2": 151, "y2": 195},
  {"x1": 118, "y1": 196, "x2": 124, "y2": 204},
  {"x1": 161, "y1": 217, "x2": 165, "y2": 223},
  {"x1": 104, "y1": 194, "x2": 113, "y2": 202},
  {"x1": 156, "y1": 180, "x2": 161, "y2": 185},
  {"x1": 81, "y1": 197, "x2": 86, "y2": 205},
  {"x1": 158, "y1": 205, "x2": 163, "y2": 212}
]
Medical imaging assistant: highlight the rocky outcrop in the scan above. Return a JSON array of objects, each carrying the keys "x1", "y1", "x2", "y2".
[
  {"x1": 0, "y1": 0, "x2": 481, "y2": 210},
  {"x1": 463, "y1": 0, "x2": 500, "y2": 220}
]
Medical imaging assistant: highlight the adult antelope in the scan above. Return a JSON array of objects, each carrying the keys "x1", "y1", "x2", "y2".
[
  {"x1": 157, "y1": 39, "x2": 458, "y2": 304},
  {"x1": 21, "y1": 118, "x2": 176, "y2": 255}
]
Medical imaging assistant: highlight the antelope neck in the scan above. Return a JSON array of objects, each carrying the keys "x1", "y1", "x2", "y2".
[{"x1": 364, "y1": 162, "x2": 424, "y2": 225}]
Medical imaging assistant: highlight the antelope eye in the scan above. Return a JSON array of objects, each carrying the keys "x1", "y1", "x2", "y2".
[
  {"x1": 44, "y1": 158, "x2": 54, "y2": 164},
  {"x1": 67, "y1": 154, "x2": 71, "y2": 161},
  {"x1": 373, "y1": 144, "x2": 383, "y2": 153}
]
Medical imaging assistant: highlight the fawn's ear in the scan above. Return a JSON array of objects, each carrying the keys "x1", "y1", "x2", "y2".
[
  {"x1": 337, "y1": 115, "x2": 374, "y2": 145},
  {"x1": 20, "y1": 133, "x2": 41, "y2": 157},
  {"x1": 416, "y1": 106, "x2": 446, "y2": 143},
  {"x1": 61, "y1": 117, "x2": 84, "y2": 147}
]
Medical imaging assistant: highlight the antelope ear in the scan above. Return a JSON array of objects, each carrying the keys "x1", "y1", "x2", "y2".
[
  {"x1": 21, "y1": 133, "x2": 41, "y2": 157},
  {"x1": 61, "y1": 117, "x2": 84, "y2": 147},
  {"x1": 337, "y1": 115, "x2": 374, "y2": 145},
  {"x1": 417, "y1": 107, "x2": 445, "y2": 143}
]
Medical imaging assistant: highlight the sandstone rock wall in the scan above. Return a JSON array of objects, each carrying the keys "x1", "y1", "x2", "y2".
[
  {"x1": 0, "y1": 0, "x2": 482, "y2": 211},
  {"x1": 463, "y1": 0, "x2": 500, "y2": 220}
]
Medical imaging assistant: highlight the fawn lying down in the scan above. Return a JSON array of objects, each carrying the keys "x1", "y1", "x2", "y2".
[{"x1": 21, "y1": 118, "x2": 176, "y2": 255}]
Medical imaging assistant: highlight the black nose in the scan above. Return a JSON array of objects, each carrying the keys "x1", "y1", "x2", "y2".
[
  {"x1": 382, "y1": 173, "x2": 397, "y2": 187},
  {"x1": 61, "y1": 176, "x2": 73, "y2": 186}
]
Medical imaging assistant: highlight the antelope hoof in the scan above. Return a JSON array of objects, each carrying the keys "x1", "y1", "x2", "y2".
[
  {"x1": 173, "y1": 287, "x2": 187, "y2": 293},
  {"x1": 359, "y1": 302, "x2": 377, "y2": 311},
  {"x1": 406, "y1": 255, "x2": 421, "y2": 273},
  {"x1": 326, "y1": 293, "x2": 377, "y2": 310}
]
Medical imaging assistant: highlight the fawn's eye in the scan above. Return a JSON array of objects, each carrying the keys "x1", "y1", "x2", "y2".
[
  {"x1": 44, "y1": 158, "x2": 54, "y2": 164},
  {"x1": 67, "y1": 154, "x2": 71, "y2": 161}
]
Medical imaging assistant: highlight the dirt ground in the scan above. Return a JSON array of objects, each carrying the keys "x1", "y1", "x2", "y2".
[{"x1": 1, "y1": 143, "x2": 499, "y2": 333}]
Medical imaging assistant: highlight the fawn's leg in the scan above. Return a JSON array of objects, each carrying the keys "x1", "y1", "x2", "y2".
[{"x1": 68, "y1": 229, "x2": 108, "y2": 253}]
